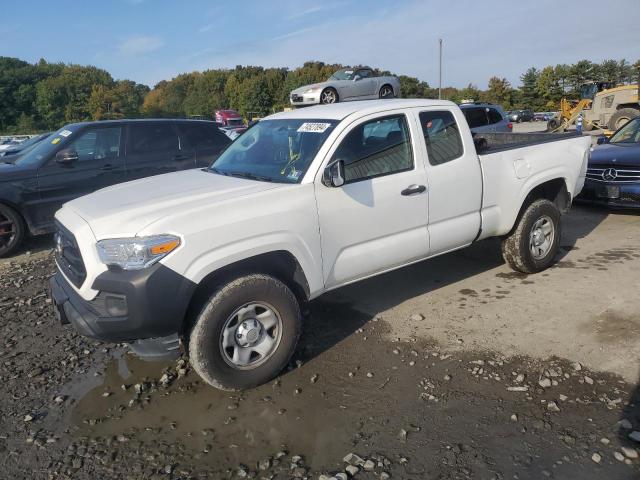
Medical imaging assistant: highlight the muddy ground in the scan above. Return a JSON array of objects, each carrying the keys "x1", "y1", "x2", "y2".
[{"x1": 1, "y1": 206, "x2": 640, "y2": 480}]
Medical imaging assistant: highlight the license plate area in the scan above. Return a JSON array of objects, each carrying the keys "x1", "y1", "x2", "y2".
[{"x1": 595, "y1": 185, "x2": 620, "y2": 199}]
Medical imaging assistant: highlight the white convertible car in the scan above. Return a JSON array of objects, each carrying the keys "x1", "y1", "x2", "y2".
[{"x1": 290, "y1": 67, "x2": 400, "y2": 107}]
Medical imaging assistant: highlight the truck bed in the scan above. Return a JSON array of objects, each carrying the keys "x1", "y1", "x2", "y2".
[
  {"x1": 473, "y1": 132, "x2": 582, "y2": 154},
  {"x1": 476, "y1": 133, "x2": 592, "y2": 240}
]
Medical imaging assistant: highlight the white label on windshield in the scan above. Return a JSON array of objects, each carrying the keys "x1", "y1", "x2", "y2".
[
  {"x1": 345, "y1": 70, "x2": 353, "y2": 74},
  {"x1": 297, "y1": 122, "x2": 331, "y2": 133},
  {"x1": 59, "y1": 129, "x2": 73, "y2": 137}
]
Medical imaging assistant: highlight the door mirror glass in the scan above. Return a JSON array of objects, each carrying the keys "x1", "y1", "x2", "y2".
[
  {"x1": 596, "y1": 136, "x2": 609, "y2": 145},
  {"x1": 323, "y1": 160, "x2": 345, "y2": 187},
  {"x1": 55, "y1": 148, "x2": 79, "y2": 165}
]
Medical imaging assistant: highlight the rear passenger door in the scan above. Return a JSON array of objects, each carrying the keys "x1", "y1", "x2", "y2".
[
  {"x1": 414, "y1": 108, "x2": 482, "y2": 254},
  {"x1": 125, "y1": 122, "x2": 193, "y2": 181},
  {"x1": 177, "y1": 122, "x2": 231, "y2": 168}
]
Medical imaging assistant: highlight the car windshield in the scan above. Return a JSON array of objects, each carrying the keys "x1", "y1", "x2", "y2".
[
  {"x1": 609, "y1": 117, "x2": 640, "y2": 144},
  {"x1": 210, "y1": 118, "x2": 338, "y2": 183},
  {"x1": 329, "y1": 69, "x2": 356, "y2": 81},
  {"x1": 14, "y1": 125, "x2": 81, "y2": 166}
]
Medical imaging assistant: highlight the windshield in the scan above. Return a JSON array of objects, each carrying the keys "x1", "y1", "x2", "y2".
[
  {"x1": 14, "y1": 125, "x2": 81, "y2": 166},
  {"x1": 329, "y1": 69, "x2": 356, "y2": 81},
  {"x1": 609, "y1": 117, "x2": 640, "y2": 144},
  {"x1": 211, "y1": 118, "x2": 338, "y2": 183}
]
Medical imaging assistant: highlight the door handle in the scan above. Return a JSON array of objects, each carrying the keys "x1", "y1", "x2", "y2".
[
  {"x1": 401, "y1": 184, "x2": 426, "y2": 196},
  {"x1": 173, "y1": 154, "x2": 191, "y2": 161}
]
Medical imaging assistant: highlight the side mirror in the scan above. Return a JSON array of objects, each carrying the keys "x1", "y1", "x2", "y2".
[
  {"x1": 596, "y1": 136, "x2": 609, "y2": 145},
  {"x1": 353, "y1": 75, "x2": 361, "y2": 82},
  {"x1": 55, "y1": 148, "x2": 79, "y2": 165},
  {"x1": 323, "y1": 160, "x2": 345, "y2": 187}
]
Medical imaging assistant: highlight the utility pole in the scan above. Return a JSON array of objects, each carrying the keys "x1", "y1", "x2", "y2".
[{"x1": 438, "y1": 38, "x2": 443, "y2": 100}]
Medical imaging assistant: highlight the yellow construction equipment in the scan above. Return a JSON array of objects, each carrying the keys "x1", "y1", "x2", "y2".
[{"x1": 548, "y1": 75, "x2": 639, "y2": 133}]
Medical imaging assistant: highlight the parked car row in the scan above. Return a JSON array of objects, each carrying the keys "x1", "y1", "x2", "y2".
[
  {"x1": 0, "y1": 119, "x2": 231, "y2": 256},
  {"x1": 0, "y1": 132, "x2": 51, "y2": 160}
]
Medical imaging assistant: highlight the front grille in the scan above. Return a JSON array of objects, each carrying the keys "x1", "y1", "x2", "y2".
[
  {"x1": 291, "y1": 94, "x2": 303, "y2": 102},
  {"x1": 54, "y1": 222, "x2": 87, "y2": 288},
  {"x1": 586, "y1": 166, "x2": 640, "y2": 183}
]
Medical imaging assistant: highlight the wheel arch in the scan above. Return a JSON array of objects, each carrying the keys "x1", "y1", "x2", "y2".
[
  {"x1": 180, "y1": 250, "x2": 311, "y2": 336},
  {"x1": 379, "y1": 83, "x2": 395, "y2": 96}
]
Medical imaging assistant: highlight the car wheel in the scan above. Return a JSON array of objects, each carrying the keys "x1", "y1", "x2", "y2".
[
  {"x1": 608, "y1": 108, "x2": 640, "y2": 131},
  {"x1": 501, "y1": 199, "x2": 561, "y2": 274},
  {"x1": 320, "y1": 88, "x2": 338, "y2": 105},
  {"x1": 379, "y1": 85, "x2": 394, "y2": 99},
  {"x1": 188, "y1": 273, "x2": 302, "y2": 391},
  {"x1": 0, "y1": 204, "x2": 25, "y2": 258}
]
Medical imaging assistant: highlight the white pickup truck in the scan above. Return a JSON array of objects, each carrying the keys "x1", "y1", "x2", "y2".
[{"x1": 50, "y1": 99, "x2": 591, "y2": 390}]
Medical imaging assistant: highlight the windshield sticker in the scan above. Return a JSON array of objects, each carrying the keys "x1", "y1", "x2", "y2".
[
  {"x1": 345, "y1": 70, "x2": 353, "y2": 74},
  {"x1": 297, "y1": 122, "x2": 332, "y2": 133},
  {"x1": 51, "y1": 137, "x2": 61, "y2": 145},
  {"x1": 59, "y1": 129, "x2": 73, "y2": 137},
  {"x1": 287, "y1": 168, "x2": 302, "y2": 181}
]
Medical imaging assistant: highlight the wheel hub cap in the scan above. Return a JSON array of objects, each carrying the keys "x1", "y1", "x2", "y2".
[
  {"x1": 235, "y1": 319, "x2": 263, "y2": 347},
  {"x1": 529, "y1": 215, "x2": 555, "y2": 260}
]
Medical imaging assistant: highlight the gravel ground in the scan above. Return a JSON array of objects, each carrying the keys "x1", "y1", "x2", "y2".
[{"x1": 1, "y1": 206, "x2": 639, "y2": 480}]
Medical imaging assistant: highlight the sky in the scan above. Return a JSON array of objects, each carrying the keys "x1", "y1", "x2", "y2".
[{"x1": 2, "y1": 0, "x2": 639, "y2": 89}]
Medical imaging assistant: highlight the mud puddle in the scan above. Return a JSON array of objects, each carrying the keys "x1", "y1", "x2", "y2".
[{"x1": 68, "y1": 302, "x2": 639, "y2": 479}]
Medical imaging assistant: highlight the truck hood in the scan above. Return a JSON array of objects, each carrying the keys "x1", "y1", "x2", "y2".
[
  {"x1": 65, "y1": 169, "x2": 283, "y2": 239},
  {"x1": 590, "y1": 143, "x2": 640, "y2": 166}
]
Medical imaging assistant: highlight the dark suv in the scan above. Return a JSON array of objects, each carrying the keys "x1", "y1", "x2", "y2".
[{"x1": 0, "y1": 119, "x2": 231, "y2": 256}]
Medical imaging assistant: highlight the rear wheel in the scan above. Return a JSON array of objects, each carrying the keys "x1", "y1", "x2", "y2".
[
  {"x1": 188, "y1": 274, "x2": 302, "y2": 391},
  {"x1": 608, "y1": 108, "x2": 640, "y2": 131},
  {"x1": 501, "y1": 199, "x2": 561, "y2": 274},
  {"x1": 0, "y1": 204, "x2": 25, "y2": 258},
  {"x1": 379, "y1": 84, "x2": 394, "y2": 99},
  {"x1": 320, "y1": 88, "x2": 338, "y2": 105}
]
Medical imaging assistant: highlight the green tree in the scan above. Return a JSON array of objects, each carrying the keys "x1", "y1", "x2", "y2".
[
  {"x1": 519, "y1": 67, "x2": 539, "y2": 108},
  {"x1": 483, "y1": 77, "x2": 513, "y2": 109}
]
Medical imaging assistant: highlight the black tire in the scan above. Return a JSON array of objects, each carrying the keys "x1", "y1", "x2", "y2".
[
  {"x1": 501, "y1": 199, "x2": 561, "y2": 274},
  {"x1": 608, "y1": 108, "x2": 640, "y2": 131},
  {"x1": 320, "y1": 88, "x2": 338, "y2": 105},
  {"x1": 188, "y1": 273, "x2": 301, "y2": 391},
  {"x1": 546, "y1": 119, "x2": 559, "y2": 131},
  {"x1": 379, "y1": 84, "x2": 394, "y2": 99},
  {"x1": 0, "y1": 204, "x2": 25, "y2": 258}
]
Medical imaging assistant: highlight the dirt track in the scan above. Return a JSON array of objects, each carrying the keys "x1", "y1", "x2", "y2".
[{"x1": 1, "y1": 205, "x2": 639, "y2": 480}]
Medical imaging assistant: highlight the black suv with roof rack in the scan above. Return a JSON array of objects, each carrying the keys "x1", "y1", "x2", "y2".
[{"x1": 0, "y1": 119, "x2": 231, "y2": 257}]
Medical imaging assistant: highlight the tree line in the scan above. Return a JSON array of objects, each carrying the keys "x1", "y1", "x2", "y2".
[{"x1": 1, "y1": 56, "x2": 638, "y2": 134}]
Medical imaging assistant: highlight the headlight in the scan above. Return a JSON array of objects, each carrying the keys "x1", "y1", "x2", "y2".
[
  {"x1": 304, "y1": 87, "x2": 320, "y2": 94},
  {"x1": 96, "y1": 235, "x2": 181, "y2": 270}
]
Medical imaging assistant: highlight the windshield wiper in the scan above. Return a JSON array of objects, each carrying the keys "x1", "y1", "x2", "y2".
[
  {"x1": 210, "y1": 167, "x2": 274, "y2": 182},
  {"x1": 226, "y1": 171, "x2": 275, "y2": 182}
]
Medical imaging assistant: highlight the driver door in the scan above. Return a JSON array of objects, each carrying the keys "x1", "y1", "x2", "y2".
[
  {"x1": 315, "y1": 112, "x2": 430, "y2": 288},
  {"x1": 35, "y1": 126, "x2": 126, "y2": 229},
  {"x1": 354, "y1": 68, "x2": 377, "y2": 98}
]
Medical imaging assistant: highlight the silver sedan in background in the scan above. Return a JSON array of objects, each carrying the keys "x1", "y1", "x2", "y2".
[{"x1": 290, "y1": 67, "x2": 400, "y2": 107}]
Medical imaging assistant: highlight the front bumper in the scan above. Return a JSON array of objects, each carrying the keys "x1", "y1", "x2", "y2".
[
  {"x1": 50, "y1": 262, "x2": 196, "y2": 360},
  {"x1": 577, "y1": 180, "x2": 640, "y2": 208},
  {"x1": 290, "y1": 92, "x2": 320, "y2": 106}
]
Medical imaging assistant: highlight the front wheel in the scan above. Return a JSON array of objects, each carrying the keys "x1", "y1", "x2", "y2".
[
  {"x1": 0, "y1": 204, "x2": 25, "y2": 258},
  {"x1": 320, "y1": 88, "x2": 338, "y2": 104},
  {"x1": 501, "y1": 199, "x2": 561, "y2": 274},
  {"x1": 379, "y1": 85, "x2": 394, "y2": 99},
  {"x1": 188, "y1": 274, "x2": 301, "y2": 391}
]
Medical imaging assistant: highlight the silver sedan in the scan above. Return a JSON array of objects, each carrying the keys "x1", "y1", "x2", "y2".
[{"x1": 289, "y1": 67, "x2": 400, "y2": 107}]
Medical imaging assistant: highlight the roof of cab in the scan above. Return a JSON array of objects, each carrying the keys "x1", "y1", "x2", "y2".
[{"x1": 267, "y1": 99, "x2": 457, "y2": 121}]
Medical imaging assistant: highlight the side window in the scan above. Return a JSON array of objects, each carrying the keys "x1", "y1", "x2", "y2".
[
  {"x1": 487, "y1": 108, "x2": 503, "y2": 124},
  {"x1": 179, "y1": 123, "x2": 231, "y2": 150},
  {"x1": 129, "y1": 123, "x2": 179, "y2": 154},
  {"x1": 332, "y1": 114, "x2": 413, "y2": 183},
  {"x1": 462, "y1": 108, "x2": 488, "y2": 128},
  {"x1": 419, "y1": 111, "x2": 464, "y2": 165},
  {"x1": 357, "y1": 69, "x2": 372, "y2": 79},
  {"x1": 66, "y1": 127, "x2": 121, "y2": 162}
]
